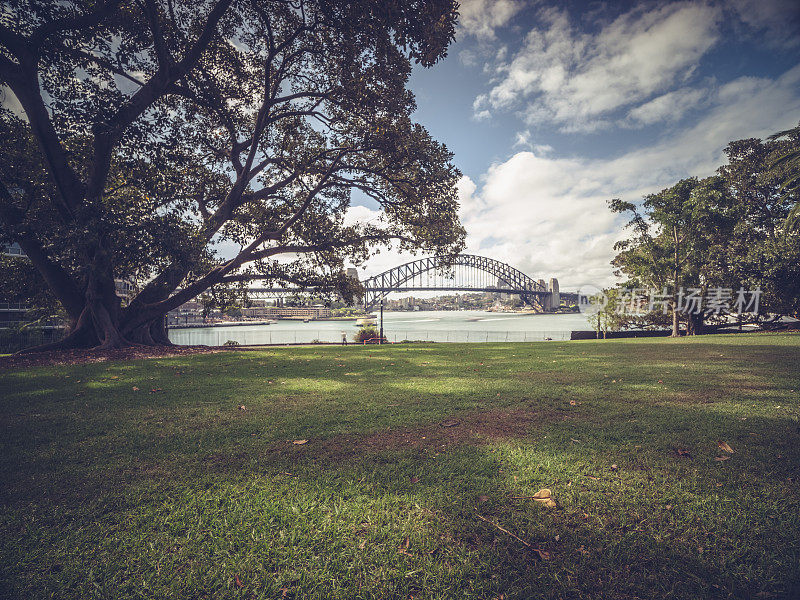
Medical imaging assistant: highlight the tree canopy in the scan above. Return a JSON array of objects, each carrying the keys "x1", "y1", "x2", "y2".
[
  {"x1": 0, "y1": 0, "x2": 465, "y2": 349},
  {"x1": 610, "y1": 127, "x2": 800, "y2": 334}
]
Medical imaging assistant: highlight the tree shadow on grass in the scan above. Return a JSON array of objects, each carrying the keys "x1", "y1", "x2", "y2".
[{"x1": 3, "y1": 397, "x2": 799, "y2": 599}]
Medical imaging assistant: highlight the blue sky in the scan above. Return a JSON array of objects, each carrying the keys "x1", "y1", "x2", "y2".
[{"x1": 349, "y1": 0, "x2": 800, "y2": 290}]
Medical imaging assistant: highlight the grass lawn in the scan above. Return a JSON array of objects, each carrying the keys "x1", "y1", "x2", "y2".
[{"x1": 1, "y1": 333, "x2": 799, "y2": 599}]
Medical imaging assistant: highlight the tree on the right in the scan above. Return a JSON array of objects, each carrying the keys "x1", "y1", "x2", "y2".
[{"x1": 610, "y1": 128, "x2": 800, "y2": 334}]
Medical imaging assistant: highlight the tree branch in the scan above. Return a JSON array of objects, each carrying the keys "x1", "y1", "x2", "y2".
[
  {"x1": 9, "y1": 67, "x2": 84, "y2": 218},
  {"x1": 0, "y1": 181, "x2": 84, "y2": 318},
  {"x1": 31, "y1": 0, "x2": 121, "y2": 47}
]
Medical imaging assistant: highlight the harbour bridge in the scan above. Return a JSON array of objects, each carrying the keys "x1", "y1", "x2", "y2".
[{"x1": 247, "y1": 254, "x2": 577, "y2": 312}]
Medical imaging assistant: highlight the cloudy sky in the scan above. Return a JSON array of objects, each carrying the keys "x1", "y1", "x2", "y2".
[{"x1": 350, "y1": 0, "x2": 800, "y2": 291}]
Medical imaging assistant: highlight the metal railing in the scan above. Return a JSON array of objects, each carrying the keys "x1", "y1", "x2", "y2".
[
  {"x1": 0, "y1": 327, "x2": 64, "y2": 353},
  {"x1": 0, "y1": 302, "x2": 29, "y2": 311},
  {"x1": 168, "y1": 328, "x2": 570, "y2": 346}
]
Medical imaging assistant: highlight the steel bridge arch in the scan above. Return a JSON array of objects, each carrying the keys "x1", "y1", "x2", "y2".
[{"x1": 361, "y1": 254, "x2": 547, "y2": 310}]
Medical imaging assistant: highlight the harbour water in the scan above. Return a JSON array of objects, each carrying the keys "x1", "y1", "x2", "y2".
[{"x1": 168, "y1": 310, "x2": 593, "y2": 345}]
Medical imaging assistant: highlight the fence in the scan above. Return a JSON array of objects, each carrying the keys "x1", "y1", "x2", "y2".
[
  {"x1": 168, "y1": 328, "x2": 571, "y2": 346},
  {"x1": 0, "y1": 328, "x2": 64, "y2": 353}
]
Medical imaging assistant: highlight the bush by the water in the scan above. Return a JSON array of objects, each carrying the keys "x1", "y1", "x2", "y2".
[{"x1": 354, "y1": 327, "x2": 384, "y2": 343}]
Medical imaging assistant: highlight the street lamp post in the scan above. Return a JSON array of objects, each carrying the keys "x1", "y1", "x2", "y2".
[{"x1": 380, "y1": 299, "x2": 384, "y2": 345}]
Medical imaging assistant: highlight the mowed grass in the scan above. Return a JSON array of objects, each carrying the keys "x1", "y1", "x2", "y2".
[{"x1": 1, "y1": 333, "x2": 799, "y2": 600}]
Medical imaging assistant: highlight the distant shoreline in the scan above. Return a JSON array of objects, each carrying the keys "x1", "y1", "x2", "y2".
[{"x1": 169, "y1": 316, "x2": 363, "y2": 329}]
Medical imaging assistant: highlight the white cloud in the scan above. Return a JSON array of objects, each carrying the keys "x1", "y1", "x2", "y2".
[
  {"x1": 451, "y1": 65, "x2": 800, "y2": 289},
  {"x1": 512, "y1": 129, "x2": 553, "y2": 154},
  {"x1": 624, "y1": 86, "x2": 709, "y2": 126},
  {"x1": 458, "y1": 0, "x2": 526, "y2": 40},
  {"x1": 342, "y1": 204, "x2": 386, "y2": 228},
  {"x1": 477, "y1": 2, "x2": 722, "y2": 130},
  {"x1": 728, "y1": 0, "x2": 800, "y2": 48}
]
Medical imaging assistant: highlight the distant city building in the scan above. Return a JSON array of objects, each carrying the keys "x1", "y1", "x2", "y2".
[
  {"x1": 3, "y1": 242, "x2": 24, "y2": 256},
  {"x1": 241, "y1": 305, "x2": 331, "y2": 319},
  {"x1": 115, "y1": 279, "x2": 136, "y2": 304}
]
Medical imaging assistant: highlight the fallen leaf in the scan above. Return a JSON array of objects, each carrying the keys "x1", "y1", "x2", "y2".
[
  {"x1": 714, "y1": 455, "x2": 730, "y2": 461},
  {"x1": 610, "y1": 464, "x2": 618, "y2": 471},
  {"x1": 531, "y1": 489, "x2": 556, "y2": 508},
  {"x1": 238, "y1": 405, "x2": 246, "y2": 411},
  {"x1": 478, "y1": 495, "x2": 489, "y2": 503},
  {"x1": 132, "y1": 386, "x2": 139, "y2": 391},
  {"x1": 533, "y1": 548, "x2": 550, "y2": 560},
  {"x1": 234, "y1": 574, "x2": 243, "y2": 588},
  {"x1": 676, "y1": 448, "x2": 692, "y2": 459},
  {"x1": 569, "y1": 400, "x2": 576, "y2": 406},
  {"x1": 410, "y1": 476, "x2": 419, "y2": 484},
  {"x1": 717, "y1": 441, "x2": 734, "y2": 453},
  {"x1": 358, "y1": 539, "x2": 366, "y2": 549},
  {"x1": 441, "y1": 419, "x2": 459, "y2": 428},
  {"x1": 398, "y1": 536, "x2": 411, "y2": 555},
  {"x1": 292, "y1": 439, "x2": 308, "y2": 445}
]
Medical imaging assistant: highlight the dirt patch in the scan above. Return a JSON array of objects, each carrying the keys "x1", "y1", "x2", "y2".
[
  {"x1": 0, "y1": 344, "x2": 229, "y2": 370},
  {"x1": 282, "y1": 407, "x2": 566, "y2": 460}
]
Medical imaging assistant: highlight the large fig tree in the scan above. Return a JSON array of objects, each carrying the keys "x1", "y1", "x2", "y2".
[{"x1": 0, "y1": 0, "x2": 465, "y2": 349}]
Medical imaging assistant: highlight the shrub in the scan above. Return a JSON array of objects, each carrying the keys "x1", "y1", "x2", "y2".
[
  {"x1": 354, "y1": 327, "x2": 384, "y2": 343},
  {"x1": 223, "y1": 339, "x2": 240, "y2": 347}
]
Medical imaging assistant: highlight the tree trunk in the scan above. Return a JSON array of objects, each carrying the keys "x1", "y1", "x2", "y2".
[
  {"x1": 16, "y1": 246, "x2": 174, "y2": 352},
  {"x1": 124, "y1": 316, "x2": 172, "y2": 346},
  {"x1": 672, "y1": 307, "x2": 680, "y2": 337},
  {"x1": 671, "y1": 225, "x2": 681, "y2": 337},
  {"x1": 84, "y1": 248, "x2": 130, "y2": 349},
  {"x1": 686, "y1": 311, "x2": 704, "y2": 336}
]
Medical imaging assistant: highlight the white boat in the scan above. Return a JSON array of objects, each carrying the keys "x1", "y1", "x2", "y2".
[{"x1": 355, "y1": 316, "x2": 377, "y2": 327}]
